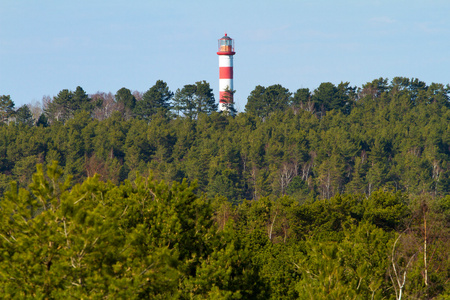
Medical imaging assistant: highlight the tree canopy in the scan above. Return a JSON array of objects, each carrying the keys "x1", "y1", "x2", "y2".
[
  {"x1": 1, "y1": 162, "x2": 449, "y2": 298},
  {"x1": 172, "y1": 80, "x2": 217, "y2": 118},
  {"x1": 134, "y1": 80, "x2": 173, "y2": 121},
  {"x1": 245, "y1": 84, "x2": 292, "y2": 118},
  {"x1": 0, "y1": 95, "x2": 15, "y2": 123},
  {"x1": 2, "y1": 76, "x2": 450, "y2": 298}
]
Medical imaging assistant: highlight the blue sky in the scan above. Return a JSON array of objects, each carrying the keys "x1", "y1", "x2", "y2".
[{"x1": 1, "y1": 0, "x2": 450, "y2": 111}]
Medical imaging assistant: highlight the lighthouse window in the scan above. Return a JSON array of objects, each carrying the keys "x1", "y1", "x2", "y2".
[{"x1": 219, "y1": 39, "x2": 233, "y2": 52}]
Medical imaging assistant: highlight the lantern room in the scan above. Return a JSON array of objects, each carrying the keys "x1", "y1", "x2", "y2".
[{"x1": 217, "y1": 33, "x2": 235, "y2": 55}]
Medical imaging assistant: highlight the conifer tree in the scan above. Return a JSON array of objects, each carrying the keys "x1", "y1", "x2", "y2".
[
  {"x1": 134, "y1": 80, "x2": 173, "y2": 121},
  {"x1": 172, "y1": 80, "x2": 217, "y2": 118},
  {"x1": 0, "y1": 95, "x2": 15, "y2": 123},
  {"x1": 15, "y1": 105, "x2": 34, "y2": 126}
]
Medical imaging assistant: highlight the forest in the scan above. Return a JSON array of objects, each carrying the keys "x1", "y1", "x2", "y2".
[{"x1": 1, "y1": 77, "x2": 450, "y2": 298}]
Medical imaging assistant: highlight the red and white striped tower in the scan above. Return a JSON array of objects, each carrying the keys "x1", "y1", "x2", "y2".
[{"x1": 217, "y1": 33, "x2": 236, "y2": 112}]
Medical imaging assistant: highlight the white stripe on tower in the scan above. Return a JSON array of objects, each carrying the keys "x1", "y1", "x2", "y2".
[{"x1": 219, "y1": 79, "x2": 233, "y2": 93}]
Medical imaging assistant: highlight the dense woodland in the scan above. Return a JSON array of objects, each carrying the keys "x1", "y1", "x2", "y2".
[{"x1": 1, "y1": 77, "x2": 450, "y2": 298}]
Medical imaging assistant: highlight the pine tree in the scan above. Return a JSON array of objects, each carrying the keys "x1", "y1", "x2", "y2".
[
  {"x1": 172, "y1": 81, "x2": 217, "y2": 119},
  {"x1": 134, "y1": 80, "x2": 173, "y2": 121},
  {"x1": 0, "y1": 95, "x2": 15, "y2": 123},
  {"x1": 15, "y1": 105, "x2": 34, "y2": 126}
]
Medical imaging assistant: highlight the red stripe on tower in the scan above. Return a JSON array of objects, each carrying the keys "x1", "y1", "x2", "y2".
[
  {"x1": 219, "y1": 67, "x2": 233, "y2": 79},
  {"x1": 219, "y1": 91, "x2": 233, "y2": 101},
  {"x1": 217, "y1": 33, "x2": 236, "y2": 112}
]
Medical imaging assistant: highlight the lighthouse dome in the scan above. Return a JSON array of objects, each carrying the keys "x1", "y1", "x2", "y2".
[
  {"x1": 221, "y1": 33, "x2": 232, "y2": 40},
  {"x1": 217, "y1": 33, "x2": 235, "y2": 55}
]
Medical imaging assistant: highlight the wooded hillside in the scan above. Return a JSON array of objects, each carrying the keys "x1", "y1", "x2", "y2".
[
  {"x1": 2, "y1": 77, "x2": 450, "y2": 201},
  {"x1": 1, "y1": 77, "x2": 450, "y2": 298}
]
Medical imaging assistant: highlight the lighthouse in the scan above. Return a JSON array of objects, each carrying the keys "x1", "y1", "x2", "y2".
[{"x1": 217, "y1": 33, "x2": 236, "y2": 113}]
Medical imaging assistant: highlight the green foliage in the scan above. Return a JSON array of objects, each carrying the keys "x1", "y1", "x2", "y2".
[
  {"x1": 134, "y1": 80, "x2": 173, "y2": 121},
  {"x1": 7, "y1": 76, "x2": 450, "y2": 203},
  {"x1": 245, "y1": 84, "x2": 292, "y2": 119},
  {"x1": 292, "y1": 88, "x2": 312, "y2": 112},
  {"x1": 0, "y1": 95, "x2": 15, "y2": 123},
  {"x1": 3, "y1": 77, "x2": 450, "y2": 297},
  {"x1": 15, "y1": 105, "x2": 34, "y2": 126},
  {"x1": 36, "y1": 113, "x2": 49, "y2": 127},
  {"x1": 172, "y1": 80, "x2": 217, "y2": 118},
  {"x1": 183, "y1": 220, "x2": 266, "y2": 299},
  {"x1": 2, "y1": 162, "x2": 450, "y2": 298},
  {"x1": 0, "y1": 162, "x2": 259, "y2": 298},
  {"x1": 45, "y1": 87, "x2": 96, "y2": 123},
  {"x1": 311, "y1": 82, "x2": 355, "y2": 116},
  {"x1": 363, "y1": 190, "x2": 410, "y2": 231},
  {"x1": 294, "y1": 222, "x2": 392, "y2": 299},
  {"x1": 115, "y1": 87, "x2": 136, "y2": 111}
]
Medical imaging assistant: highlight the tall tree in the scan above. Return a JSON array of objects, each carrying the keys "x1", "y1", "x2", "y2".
[
  {"x1": 134, "y1": 80, "x2": 173, "y2": 121},
  {"x1": 15, "y1": 105, "x2": 34, "y2": 126},
  {"x1": 292, "y1": 88, "x2": 314, "y2": 112},
  {"x1": 115, "y1": 87, "x2": 136, "y2": 112},
  {"x1": 312, "y1": 82, "x2": 337, "y2": 114},
  {"x1": 35, "y1": 113, "x2": 49, "y2": 127},
  {"x1": 172, "y1": 80, "x2": 217, "y2": 119},
  {"x1": 360, "y1": 77, "x2": 389, "y2": 99},
  {"x1": 245, "y1": 84, "x2": 292, "y2": 119},
  {"x1": 244, "y1": 85, "x2": 266, "y2": 117},
  {"x1": 45, "y1": 87, "x2": 94, "y2": 123},
  {"x1": 0, "y1": 95, "x2": 15, "y2": 123},
  {"x1": 426, "y1": 83, "x2": 450, "y2": 107},
  {"x1": 45, "y1": 89, "x2": 72, "y2": 122},
  {"x1": 72, "y1": 86, "x2": 94, "y2": 111}
]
